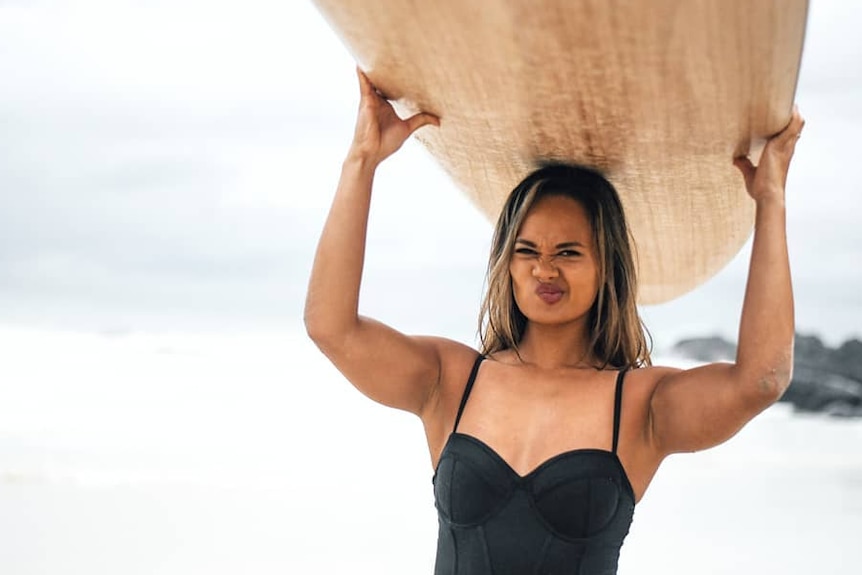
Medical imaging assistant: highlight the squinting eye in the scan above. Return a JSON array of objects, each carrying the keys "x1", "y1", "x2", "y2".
[
  {"x1": 515, "y1": 248, "x2": 537, "y2": 255},
  {"x1": 558, "y1": 250, "x2": 581, "y2": 257}
]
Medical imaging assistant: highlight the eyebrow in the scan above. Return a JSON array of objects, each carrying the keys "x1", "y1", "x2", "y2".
[{"x1": 514, "y1": 239, "x2": 586, "y2": 249}]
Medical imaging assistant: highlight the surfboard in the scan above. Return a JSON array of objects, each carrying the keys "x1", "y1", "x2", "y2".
[{"x1": 311, "y1": 0, "x2": 808, "y2": 304}]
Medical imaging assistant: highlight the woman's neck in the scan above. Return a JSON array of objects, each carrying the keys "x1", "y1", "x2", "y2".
[{"x1": 510, "y1": 322, "x2": 596, "y2": 370}]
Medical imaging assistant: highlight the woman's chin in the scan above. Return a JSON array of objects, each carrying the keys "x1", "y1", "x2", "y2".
[{"x1": 523, "y1": 309, "x2": 584, "y2": 327}]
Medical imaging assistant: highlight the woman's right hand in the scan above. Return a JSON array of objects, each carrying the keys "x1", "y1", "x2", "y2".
[{"x1": 349, "y1": 67, "x2": 439, "y2": 166}]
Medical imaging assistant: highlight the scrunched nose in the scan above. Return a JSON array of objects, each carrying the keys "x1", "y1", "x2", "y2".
[{"x1": 531, "y1": 256, "x2": 559, "y2": 280}]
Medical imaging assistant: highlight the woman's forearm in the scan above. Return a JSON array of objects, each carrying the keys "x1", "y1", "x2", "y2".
[
  {"x1": 304, "y1": 153, "x2": 378, "y2": 342},
  {"x1": 731, "y1": 108, "x2": 803, "y2": 399},
  {"x1": 304, "y1": 69, "x2": 438, "y2": 345},
  {"x1": 735, "y1": 195, "x2": 794, "y2": 397}
]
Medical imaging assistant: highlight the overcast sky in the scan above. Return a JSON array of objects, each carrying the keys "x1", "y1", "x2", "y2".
[{"x1": 1, "y1": 0, "x2": 860, "y2": 350}]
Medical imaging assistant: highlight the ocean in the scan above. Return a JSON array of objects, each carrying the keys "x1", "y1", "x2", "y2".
[{"x1": 0, "y1": 327, "x2": 859, "y2": 574}]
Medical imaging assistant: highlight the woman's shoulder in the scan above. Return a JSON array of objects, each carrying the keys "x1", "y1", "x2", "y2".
[
  {"x1": 420, "y1": 336, "x2": 478, "y2": 360},
  {"x1": 414, "y1": 336, "x2": 481, "y2": 388}
]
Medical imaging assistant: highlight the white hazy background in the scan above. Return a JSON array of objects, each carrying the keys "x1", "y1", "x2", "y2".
[{"x1": 0, "y1": 1, "x2": 860, "y2": 574}]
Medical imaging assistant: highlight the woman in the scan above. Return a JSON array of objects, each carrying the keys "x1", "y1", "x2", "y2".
[{"x1": 304, "y1": 69, "x2": 804, "y2": 574}]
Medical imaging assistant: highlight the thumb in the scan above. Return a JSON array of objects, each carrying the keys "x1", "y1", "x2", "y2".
[
  {"x1": 405, "y1": 112, "x2": 440, "y2": 135},
  {"x1": 733, "y1": 156, "x2": 755, "y2": 189}
]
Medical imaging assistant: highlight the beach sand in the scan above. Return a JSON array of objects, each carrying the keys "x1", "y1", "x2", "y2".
[{"x1": 0, "y1": 328, "x2": 859, "y2": 574}]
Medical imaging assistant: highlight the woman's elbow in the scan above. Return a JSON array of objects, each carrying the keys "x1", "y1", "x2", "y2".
[
  {"x1": 303, "y1": 306, "x2": 358, "y2": 353},
  {"x1": 756, "y1": 364, "x2": 793, "y2": 402},
  {"x1": 740, "y1": 354, "x2": 794, "y2": 407},
  {"x1": 303, "y1": 303, "x2": 335, "y2": 346},
  {"x1": 304, "y1": 314, "x2": 325, "y2": 344},
  {"x1": 304, "y1": 314, "x2": 337, "y2": 348}
]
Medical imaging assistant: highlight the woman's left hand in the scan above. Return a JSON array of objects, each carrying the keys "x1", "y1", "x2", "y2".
[{"x1": 733, "y1": 106, "x2": 805, "y2": 203}]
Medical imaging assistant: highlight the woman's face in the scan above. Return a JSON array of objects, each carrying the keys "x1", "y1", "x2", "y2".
[{"x1": 508, "y1": 194, "x2": 600, "y2": 329}]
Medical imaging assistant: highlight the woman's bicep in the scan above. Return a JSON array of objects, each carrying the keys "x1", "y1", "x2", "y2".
[
  {"x1": 648, "y1": 362, "x2": 781, "y2": 455},
  {"x1": 311, "y1": 315, "x2": 457, "y2": 416}
]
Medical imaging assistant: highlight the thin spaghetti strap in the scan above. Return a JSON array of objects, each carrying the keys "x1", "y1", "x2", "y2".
[
  {"x1": 452, "y1": 354, "x2": 485, "y2": 433},
  {"x1": 611, "y1": 369, "x2": 627, "y2": 454}
]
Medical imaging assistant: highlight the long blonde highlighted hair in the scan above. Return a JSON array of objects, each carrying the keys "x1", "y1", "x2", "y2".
[{"x1": 478, "y1": 164, "x2": 651, "y2": 369}]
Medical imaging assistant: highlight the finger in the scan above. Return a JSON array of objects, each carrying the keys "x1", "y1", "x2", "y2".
[
  {"x1": 405, "y1": 112, "x2": 440, "y2": 134},
  {"x1": 355, "y1": 67, "x2": 409, "y2": 105},
  {"x1": 790, "y1": 104, "x2": 805, "y2": 130},
  {"x1": 787, "y1": 109, "x2": 804, "y2": 139},
  {"x1": 781, "y1": 117, "x2": 805, "y2": 158},
  {"x1": 356, "y1": 67, "x2": 382, "y2": 102},
  {"x1": 777, "y1": 105, "x2": 805, "y2": 144}
]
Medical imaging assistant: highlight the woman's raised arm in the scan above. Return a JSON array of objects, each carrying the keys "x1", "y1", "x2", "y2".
[
  {"x1": 647, "y1": 107, "x2": 805, "y2": 455},
  {"x1": 304, "y1": 69, "x2": 453, "y2": 417}
]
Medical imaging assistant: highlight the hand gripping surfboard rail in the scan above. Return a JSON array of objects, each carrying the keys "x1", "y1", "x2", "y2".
[{"x1": 312, "y1": 0, "x2": 808, "y2": 304}]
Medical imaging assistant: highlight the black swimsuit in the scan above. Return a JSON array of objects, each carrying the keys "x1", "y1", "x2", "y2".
[{"x1": 432, "y1": 355, "x2": 635, "y2": 575}]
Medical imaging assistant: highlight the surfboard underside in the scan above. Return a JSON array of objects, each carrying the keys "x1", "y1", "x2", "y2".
[{"x1": 312, "y1": 0, "x2": 808, "y2": 303}]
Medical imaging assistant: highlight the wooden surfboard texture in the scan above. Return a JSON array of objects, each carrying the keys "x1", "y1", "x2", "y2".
[{"x1": 312, "y1": 0, "x2": 808, "y2": 304}]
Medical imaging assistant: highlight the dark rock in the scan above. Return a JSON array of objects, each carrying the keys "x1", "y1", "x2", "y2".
[
  {"x1": 832, "y1": 339, "x2": 862, "y2": 380},
  {"x1": 671, "y1": 336, "x2": 736, "y2": 362},
  {"x1": 782, "y1": 364, "x2": 862, "y2": 415},
  {"x1": 794, "y1": 333, "x2": 828, "y2": 361},
  {"x1": 671, "y1": 333, "x2": 862, "y2": 418}
]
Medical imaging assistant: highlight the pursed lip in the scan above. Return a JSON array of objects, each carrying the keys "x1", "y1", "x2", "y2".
[{"x1": 535, "y1": 283, "x2": 563, "y2": 296}]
